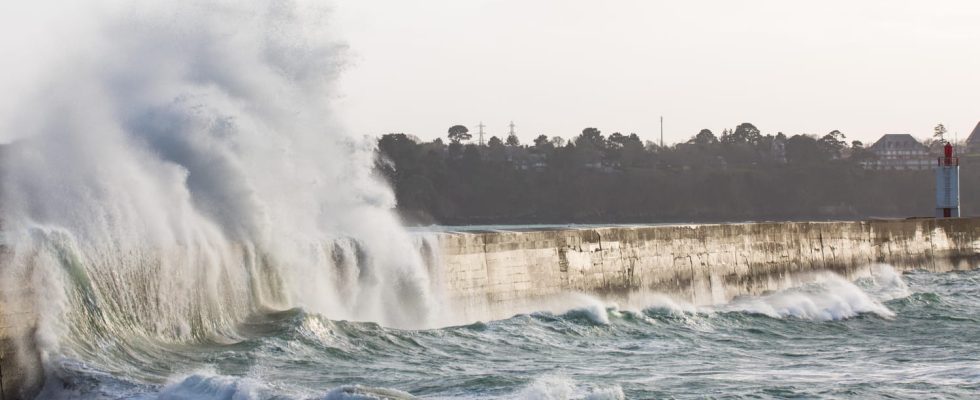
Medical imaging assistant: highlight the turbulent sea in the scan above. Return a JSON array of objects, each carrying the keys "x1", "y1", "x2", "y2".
[
  {"x1": 45, "y1": 267, "x2": 980, "y2": 399},
  {"x1": 3, "y1": 2, "x2": 978, "y2": 399}
]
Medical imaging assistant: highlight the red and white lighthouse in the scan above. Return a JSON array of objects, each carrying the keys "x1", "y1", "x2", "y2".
[{"x1": 936, "y1": 143, "x2": 960, "y2": 218}]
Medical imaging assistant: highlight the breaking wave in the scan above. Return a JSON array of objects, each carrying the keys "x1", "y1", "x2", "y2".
[
  {"x1": 540, "y1": 264, "x2": 910, "y2": 324},
  {"x1": 0, "y1": 0, "x2": 447, "y2": 395},
  {"x1": 720, "y1": 269, "x2": 904, "y2": 320}
]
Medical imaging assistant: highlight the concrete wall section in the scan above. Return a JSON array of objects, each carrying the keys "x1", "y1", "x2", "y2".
[
  {"x1": 434, "y1": 219, "x2": 980, "y2": 321},
  {"x1": 0, "y1": 243, "x2": 42, "y2": 400}
]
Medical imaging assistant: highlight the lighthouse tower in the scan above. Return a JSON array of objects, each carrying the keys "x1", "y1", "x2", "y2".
[{"x1": 936, "y1": 142, "x2": 960, "y2": 218}]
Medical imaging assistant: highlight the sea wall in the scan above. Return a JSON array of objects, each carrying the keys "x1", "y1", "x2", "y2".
[
  {"x1": 0, "y1": 247, "x2": 42, "y2": 400},
  {"x1": 433, "y1": 218, "x2": 980, "y2": 321},
  {"x1": 2, "y1": 218, "x2": 980, "y2": 398}
]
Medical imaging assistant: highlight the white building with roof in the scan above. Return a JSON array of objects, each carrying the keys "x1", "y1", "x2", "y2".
[{"x1": 863, "y1": 133, "x2": 933, "y2": 170}]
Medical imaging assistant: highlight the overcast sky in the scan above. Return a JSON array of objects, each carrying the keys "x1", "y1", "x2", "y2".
[{"x1": 334, "y1": 0, "x2": 980, "y2": 145}]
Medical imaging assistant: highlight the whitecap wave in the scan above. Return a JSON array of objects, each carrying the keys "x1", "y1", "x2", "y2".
[
  {"x1": 535, "y1": 265, "x2": 910, "y2": 323},
  {"x1": 513, "y1": 375, "x2": 624, "y2": 400},
  {"x1": 158, "y1": 373, "x2": 269, "y2": 400},
  {"x1": 560, "y1": 296, "x2": 615, "y2": 325},
  {"x1": 626, "y1": 292, "x2": 701, "y2": 315},
  {"x1": 322, "y1": 385, "x2": 416, "y2": 400},
  {"x1": 722, "y1": 272, "x2": 896, "y2": 320},
  {"x1": 857, "y1": 263, "x2": 912, "y2": 302}
]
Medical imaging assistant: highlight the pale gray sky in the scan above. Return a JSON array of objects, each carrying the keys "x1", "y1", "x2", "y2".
[{"x1": 334, "y1": 0, "x2": 980, "y2": 145}]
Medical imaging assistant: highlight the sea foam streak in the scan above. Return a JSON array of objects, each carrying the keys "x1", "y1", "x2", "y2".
[
  {"x1": 0, "y1": 0, "x2": 443, "y2": 390},
  {"x1": 515, "y1": 375, "x2": 625, "y2": 400},
  {"x1": 721, "y1": 272, "x2": 897, "y2": 320},
  {"x1": 544, "y1": 265, "x2": 909, "y2": 323}
]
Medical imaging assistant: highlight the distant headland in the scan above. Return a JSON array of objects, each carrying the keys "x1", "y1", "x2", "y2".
[{"x1": 377, "y1": 121, "x2": 980, "y2": 225}]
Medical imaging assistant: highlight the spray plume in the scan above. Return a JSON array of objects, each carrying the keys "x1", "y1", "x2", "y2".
[{"x1": 0, "y1": 1, "x2": 440, "y2": 378}]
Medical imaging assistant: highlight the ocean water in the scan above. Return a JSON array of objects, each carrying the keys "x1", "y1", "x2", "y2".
[{"x1": 40, "y1": 266, "x2": 980, "y2": 399}]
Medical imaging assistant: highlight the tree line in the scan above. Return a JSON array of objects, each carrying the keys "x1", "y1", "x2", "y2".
[{"x1": 376, "y1": 123, "x2": 978, "y2": 225}]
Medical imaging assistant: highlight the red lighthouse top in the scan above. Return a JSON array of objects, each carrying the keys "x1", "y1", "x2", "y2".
[{"x1": 940, "y1": 142, "x2": 958, "y2": 166}]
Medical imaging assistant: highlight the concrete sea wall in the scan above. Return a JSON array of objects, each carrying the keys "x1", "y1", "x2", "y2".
[
  {"x1": 2, "y1": 218, "x2": 980, "y2": 398},
  {"x1": 0, "y1": 246, "x2": 42, "y2": 400},
  {"x1": 433, "y1": 218, "x2": 980, "y2": 321}
]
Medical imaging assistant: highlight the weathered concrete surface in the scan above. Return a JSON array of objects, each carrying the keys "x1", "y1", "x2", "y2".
[
  {"x1": 0, "y1": 244, "x2": 42, "y2": 400},
  {"x1": 433, "y1": 218, "x2": 980, "y2": 321},
  {"x1": 0, "y1": 296, "x2": 41, "y2": 400}
]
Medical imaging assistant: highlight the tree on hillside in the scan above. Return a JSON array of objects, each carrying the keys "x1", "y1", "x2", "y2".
[
  {"x1": 607, "y1": 132, "x2": 625, "y2": 148},
  {"x1": 785, "y1": 135, "x2": 825, "y2": 164},
  {"x1": 448, "y1": 125, "x2": 471, "y2": 143},
  {"x1": 376, "y1": 133, "x2": 419, "y2": 176},
  {"x1": 532, "y1": 135, "x2": 553, "y2": 153},
  {"x1": 486, "y1": 136, "x2": 506, "y2": 163},
  {"x1": 818, "y1": 130, "x2": 848, "y2": 159},
  {"x1": 575, "y1": 127, "x2": 605, "y2": 149},
  {"x1": 607, "y1": 133, "x2": 645, "y2": 166},
  {"x1": 506, "y1": 133, "x2": 521, "y2": 146},
  {"x1": 719, "y1": 128, "x2": 733, "y2": 144},
  {"x1": 689, "y1": 129, "x2": 718, "y2": 146},
  {"x1": 533, "y1": 135, "x2": 549, "y2": 146},
  {"x1": 488, "y1": 136, "x2": 503, "y2": 148},
  {"x1": 723, "y1": 123, "x2": 762, "y2": 145},
  {"x1": 850, "y1": 140, "x2": 876, "y2": 162},
  {"x1": 608, "y1": 132, "x2": 642, "y2": 148}
]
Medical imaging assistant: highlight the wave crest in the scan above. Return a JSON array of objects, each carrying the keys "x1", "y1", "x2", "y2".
[
  {"x1": 718, "y1": 265, "x2": 911, "y2": 321},
  {"x1": 515, "y1": 375, "x2": 624, "y2": 400}
]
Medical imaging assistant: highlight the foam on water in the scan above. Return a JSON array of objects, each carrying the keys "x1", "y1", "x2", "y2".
[
  {"x1": 536, "y1": 265, "x2": 909, "y2": 323},
  {"x1": 513, "y1": 375, "x2": 625, "y2": 400},
  {"x1": 558, "y1": 295, "x2": 615, "y2": 325},
  {"x1": 857, "y1": 263, "x2": 913, "y2": 301},
  {"x1": 722, "y1": 271, "x2": 898, "y2": 320},
  {"x1": 157, "y1": 374, "x2": 268, "y2": 400},
  {"x1": 321, "y1": 385, "x2": 416, "y2": 400}
]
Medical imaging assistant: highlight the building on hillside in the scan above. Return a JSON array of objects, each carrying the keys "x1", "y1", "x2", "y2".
[
  {"x1": 966, "y1": 121, "x2": 980, "y2": 153},
  {"x1": 862, "y1": 133, "x2": 933, "y2": 170}
]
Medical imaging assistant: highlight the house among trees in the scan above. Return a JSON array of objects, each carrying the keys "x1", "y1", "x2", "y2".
[
  {"x1": 966, "y1": 121, "x2": 980, "y2": 154},
  {"x1": 863, "y1": 133, "x2": 932, "y2": 170}
]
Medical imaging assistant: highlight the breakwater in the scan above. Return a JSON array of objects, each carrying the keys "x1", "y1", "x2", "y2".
[
  {"x1": 0, "y1": 256, "x2": 42, "y2": 400},
  {"x1": 2, "y1": 217, "x2": 980, "y2": 398},
  {"x1": 433, "y1": 218, "x2": 980, "y2": 321}
]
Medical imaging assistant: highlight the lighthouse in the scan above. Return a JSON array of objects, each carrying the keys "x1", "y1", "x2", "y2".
[{"x1": 936, "y1": 142, "x2": 960, "y2": 218}]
